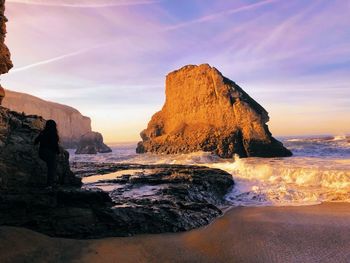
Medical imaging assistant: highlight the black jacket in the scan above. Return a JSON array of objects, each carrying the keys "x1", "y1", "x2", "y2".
[{"x1": 34, "y1": 132, "x2": 60, "y2": 154}]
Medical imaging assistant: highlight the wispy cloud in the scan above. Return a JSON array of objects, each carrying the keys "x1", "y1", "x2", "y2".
[
  {"x1": 3, "y1": 0, "x2": 350, "y2": 139},
  {"x1": 163, "y1": 0, "x2": 279, "y2": 31},
  {"x1": 7, "y1": 0, "x2": 161, "y2": 8},
  {"x1": 9, "y1": 42, "x2": 113, "y2": 73},
  {"x1": 251, "y1": 2, "x2": 317, "y2": 55}
]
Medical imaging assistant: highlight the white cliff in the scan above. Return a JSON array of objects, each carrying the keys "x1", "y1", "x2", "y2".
[{"x1": 3, "y1": 89, "x2": 92, "y2": 148}]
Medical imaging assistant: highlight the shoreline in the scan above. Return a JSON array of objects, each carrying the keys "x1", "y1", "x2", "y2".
[{"x1": 1, "y1": 202, "x2": 349, "y2": 263}]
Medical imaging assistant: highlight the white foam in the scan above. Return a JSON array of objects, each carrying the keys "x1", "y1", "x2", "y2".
[
  {"x1": 208, "y1": 156, "x2": 350, "y2": 206},
  {"x1": 119, "y1": 152, "x2": 350, "y2": 206},
  {"x1": 333, "y1": 135, "x2": 347, "y2": 141},
  {"x1": 71, "y1": 138, "x2": 350, "y2": 207}
]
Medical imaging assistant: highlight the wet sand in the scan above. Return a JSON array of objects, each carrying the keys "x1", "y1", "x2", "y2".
[{"x1": 0, "y1": 203, "x2": 349, "y2": 263}]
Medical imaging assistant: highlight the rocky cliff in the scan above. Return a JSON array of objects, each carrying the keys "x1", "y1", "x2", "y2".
[
  {"x1": 0, "y1": 0, "x2": 12, "y2": 76},
  {"x1": 0, "y1": 0, "x2": 11, "y2": 105},
  {"x1": 0, "y1": 107, "x2": 81, "y2": 189},
  {"x1": 0, "y1": 1, "x2": 104, "y2": 237},
  {"x1": 0, "y1": 0, "x2": 79, "y2": 189},
  {"x1": 137, "y1": 64, "x2": 292, "y2": 158},
  {"x1": 3, "y1": 89, "x2": 92, "y2": 148}
]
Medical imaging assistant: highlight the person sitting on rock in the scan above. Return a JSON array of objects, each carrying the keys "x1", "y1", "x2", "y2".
[{"x1": 34, "y1": 119, "x2": 60, "y2": 188}]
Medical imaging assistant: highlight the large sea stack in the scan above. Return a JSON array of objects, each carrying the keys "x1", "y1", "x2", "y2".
[{"x1": 137, "y1": 64, "x2": 292, "y2": 158}]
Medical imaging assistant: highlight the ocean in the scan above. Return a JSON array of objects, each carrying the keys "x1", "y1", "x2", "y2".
[{"x1": 68, "y1": 135, "x2": 350, "y2": 207}]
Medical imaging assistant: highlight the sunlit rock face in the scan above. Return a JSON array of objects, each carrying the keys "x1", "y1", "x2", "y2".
[
  {"x1": 0, "y1": 86, "x2": 4, "y2": 104},
  {"x1": 0, "y1": 0, "x2": 12, "y2": 106},
  {"x1": 3, "y1": 89, "x2": 92, "y2": 148},
  {"x1": 0, "y1": 0, "x2": 12, "y2": 75},
  {"x1": 137, "y1": 64, "x2": 292, "y2": 158}
]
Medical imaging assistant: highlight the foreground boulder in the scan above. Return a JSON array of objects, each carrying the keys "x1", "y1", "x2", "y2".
[
  {"x1": 0, "y1": 107, "x2": 81, "y2": 189},
  {"x1": 0, "y1": 162, "x2": 234, "y2": 238},
  {"x1": 75, "y1": 131, "x2": 112, "y2": 154},
  {"x1": 137, "y1": 64, "x2": 292, "y2": 158},
  {"x1": 0, "y1": 0, "x2": 81, "y2": 189}
]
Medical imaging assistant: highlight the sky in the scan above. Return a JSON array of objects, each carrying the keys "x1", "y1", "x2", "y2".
[{"x1": 2, "y1": 0, "x2": 350, "y2": 142}]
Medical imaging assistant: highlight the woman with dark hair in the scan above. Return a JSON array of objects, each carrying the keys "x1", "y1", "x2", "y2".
[{"x1": 34, "y1": 119, "x2": 60, "y2": 188}]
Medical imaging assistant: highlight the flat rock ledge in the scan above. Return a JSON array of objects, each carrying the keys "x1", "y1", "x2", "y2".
[{"x1": 0, "y1": 163, "x2": 234, "y2": 239}]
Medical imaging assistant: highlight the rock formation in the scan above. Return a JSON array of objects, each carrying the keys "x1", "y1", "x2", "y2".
[
  {"x1": 137, "y1": 64, "x2": 292, "y2": 158},
  {"x1": 0, "y1": 85, "x2": 4, "y2": 104},
  {"x1": 0, "y1": 0, "x2": 80, "y2": 189},
  {"x1": 3, "y1": 89, "x2": 92, "y2": 148},
  {"x1": 75, "y1": 131, "x2": 112, "y2": 154},
  {"x1": 0, "y1": 162, "x2": 234, "y2": 238},
  {"x1": 0, "y1": 0, "x2": 12, "y2": 105},
  {"x1": 0, "y1": 0, "x2": 12, "y2": 76},
  {"x1": 0, "y1": 108, "x2": 81, "y2": 189},
  {"x1": 0, "y1": 0, "x2": 107, "y2": 238},
  {"x1": 0, "y1": 3, "x2": 235, "y2": 239}
]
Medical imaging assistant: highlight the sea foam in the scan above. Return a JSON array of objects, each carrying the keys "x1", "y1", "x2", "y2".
[{"x1": 69, "y1": 136, "x2": 350, "y2": 206}]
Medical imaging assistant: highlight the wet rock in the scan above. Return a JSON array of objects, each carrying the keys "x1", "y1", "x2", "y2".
[
  {"x1": 78, "y1": 163, "x2": 234, "y2": 236},
  {"x1": 0, "y1": 163, "x2": 234, "y2": 238}
]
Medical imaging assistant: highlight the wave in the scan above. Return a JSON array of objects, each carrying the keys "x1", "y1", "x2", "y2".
[
  {"x1": 332, "y1": 135, "x2": 348, "y2": 141},
  {"x1": 285, "y1": 135, "x2": 349, "y2": 143},
  {"x1": 119, "y1": 152, "x2": 350, "y2": 206},
  {"x1": 282, "y1": 135, "x2": 350, "y2": 158},
  {"x1": 209, "y1": 156, "x2": 350, "y2": 206},
  {"x1": 69, "y1": 139, "x2": 350, "y2": 207}
]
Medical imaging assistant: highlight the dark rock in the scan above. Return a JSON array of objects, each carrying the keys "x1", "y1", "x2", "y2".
[
  {"x1": 0, "y1": 107, "x2": 81, "y2": 189},
  {"x1": 75, "y1": 131, "x2": 112, "y2": 154},
  {"x1": 0, "y1": 163, "x2": 234, "y2": 239},
  {"x1": 78, "y1": 162, "x2": 234, "y2": 236},
  {"x1": 0, "y1": 85, "x2": 4, "y2": 105}
]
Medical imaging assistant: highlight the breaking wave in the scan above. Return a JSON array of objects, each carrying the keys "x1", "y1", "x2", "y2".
[
  {"x1": 69, "y1": 135, "x2": 350, "y2": 206},
  {"x1": 212, "y1": 156, "x2": 350, "y2": 206}
]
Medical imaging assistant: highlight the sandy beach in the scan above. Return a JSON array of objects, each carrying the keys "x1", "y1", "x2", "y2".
[{"x1": 0, "y1": 203, "x2": 349, "y2": 263}]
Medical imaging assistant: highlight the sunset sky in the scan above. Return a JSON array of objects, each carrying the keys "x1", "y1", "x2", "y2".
[{"x1": 3, "y1": 0, "x2": 350, "y2": 142}]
